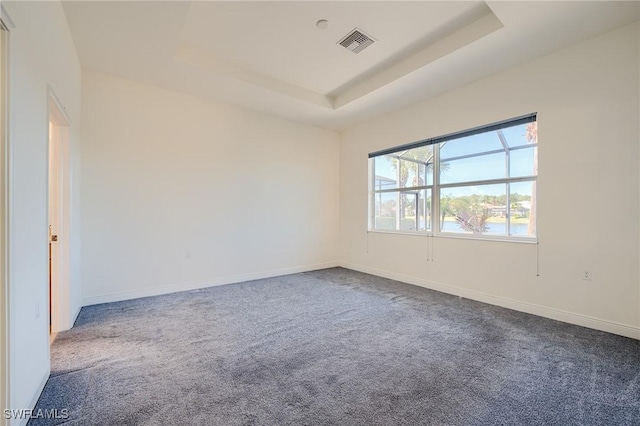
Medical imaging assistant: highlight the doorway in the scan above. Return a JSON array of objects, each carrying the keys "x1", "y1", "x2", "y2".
[{"x1": 48, "y1": 95, "x2": 70, "y2": 338}]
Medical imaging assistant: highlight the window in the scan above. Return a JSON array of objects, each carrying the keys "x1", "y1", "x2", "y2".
[{"x1": 369, "y1": 114, "x2": 537, "y2": 240}]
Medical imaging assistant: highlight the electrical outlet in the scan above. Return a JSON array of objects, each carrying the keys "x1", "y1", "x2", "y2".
[
  {"x1": 185, "y1": 250, "x2": 191, "y2": 259},
  {"x1": 582, "y1": 270, "x2": 592, "y2": 281}
]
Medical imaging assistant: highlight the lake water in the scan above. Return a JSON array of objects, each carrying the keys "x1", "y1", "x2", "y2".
[{"x1": 441, "y1": 221, "x2": 532, "y2": 236}]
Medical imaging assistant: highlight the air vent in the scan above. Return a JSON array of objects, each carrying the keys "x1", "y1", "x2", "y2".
[{"x1": 338, "y1": 28, "x2": 375, "y2": 54}]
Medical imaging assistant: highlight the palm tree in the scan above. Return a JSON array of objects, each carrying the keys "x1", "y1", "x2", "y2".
[
  {"x1": 395, "y1": 146, "x2": 433, "y2": 187},
  {"x1": 387, "y1": 145, "x2": 452, "y2": 230},
  {"x1": 387, "y1": 146, "x2": 433, "y2": 227}
]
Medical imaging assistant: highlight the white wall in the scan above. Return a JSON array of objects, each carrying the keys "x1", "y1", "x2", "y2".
[
  {"x1": 80, "y1": 71, "x2": 339, "y2": 304},
  {"x1": 3, "y1": 1, "x2": 82, "y2": 423},
  {"x1": 339, "y1": 22, "x2": 640, "y2": 338}
]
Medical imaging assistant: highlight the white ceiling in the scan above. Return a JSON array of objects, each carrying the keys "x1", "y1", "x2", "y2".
[
  {"x1": 181, "y1": 2, "x2": 493, "y2": 95},
  {"x1": 61, "y1": 1, "x2": 640, "y2": 131}
]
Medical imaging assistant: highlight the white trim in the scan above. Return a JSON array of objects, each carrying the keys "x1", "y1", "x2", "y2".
[
  {"x1": 637, "y1": 19, "x2": 640, "y2": 359},
  {"x1": 339, "y1": 261, "x2": 640, "y2": 340},
  {"x1": 367, "y1": 229, "x2": 537, "y2": 244},
  {"x1": 0, "y1": 19, "x2": 9, "y2": 426},
  {"x1": 83, "y1": 262, "x2": 339, "y2": 306},
  {"x1": 433, "y1": 231, "x2": 537, "y2": 244},
  {"x1": 46, "y1": 87, "x2": 71, "y2": 125},
  {"x1": 368, "y1": 230, "x2": 430, "y2": 238},
  {"x1": 70, "y1": 304, "x2": 81, "y2": 328},
  {"x1": 0, "y1": 6, "x2": 15, "y2": 30}
]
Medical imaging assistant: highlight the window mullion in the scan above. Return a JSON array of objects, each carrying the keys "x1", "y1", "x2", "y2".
[
  {"x1": 370, "y1": 158, "x2": 375, "y2": 230},
  {"x1": 434, "y1": 143, "x2": 441, "y2": 234},
  {"x1": 414, "y1": 193, "x2": 419, "y2": 230},
  {"x1": 505, "y1": 147, "x2": 511, "y2": 236},
  {"x1": 438, "y1": 176, "x2": 536, "y2": 189},
  {"x1": 424, "y1": 161, "x2": 429, "y2": 231},
  {"x1": 396, "y1": 160, "x2": 401, "y2": 230},
  {"x1": 373, "y1": 185, "x2": 432, "y2": 194}
]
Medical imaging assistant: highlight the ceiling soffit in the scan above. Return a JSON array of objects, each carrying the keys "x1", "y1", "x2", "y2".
[{"x1": 175, "y1": 2, "x2": 503, "y2": 110}]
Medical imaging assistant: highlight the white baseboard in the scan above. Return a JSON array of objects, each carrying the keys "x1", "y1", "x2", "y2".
[
  {"x1": 83, "y1": 262, "x2": 339, "y2": 307},
  {"x1": 52, "y1": 303, "x2": 82, "y2": 333},
  {"x1": 82, "y1": 260, "x2": 639, "y2": 340},
  {"x1": 9, "y1": 369, "x2": 49, "y2": 426},
  {"x1": 70, "y1": 304, "x2": 81, "y2": 327},
  {"x1": 340, "y1": 261, "x2": 640, "y2": 340}
]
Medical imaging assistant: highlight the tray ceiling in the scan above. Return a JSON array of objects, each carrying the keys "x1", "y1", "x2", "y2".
[{"x1": 61, "y1": 1, "x2": 640, "y2": 130}]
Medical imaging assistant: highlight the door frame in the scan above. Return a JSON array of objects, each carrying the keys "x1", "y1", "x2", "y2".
[
  {"x1": 47, "y1": 91, "x2": 71, "y2": 334},
  {"x1": 0, "y1": 12, "x2": 10, "y2": 426}
]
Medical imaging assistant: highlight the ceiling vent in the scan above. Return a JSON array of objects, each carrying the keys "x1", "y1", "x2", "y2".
[{"x1": 338, "y1": 28, "x2": 375, "y2": 54}]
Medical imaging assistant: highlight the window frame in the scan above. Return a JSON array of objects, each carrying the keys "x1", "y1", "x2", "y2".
[{"x1": 369, "y1": 114, "x2": 538, "y2": 243}]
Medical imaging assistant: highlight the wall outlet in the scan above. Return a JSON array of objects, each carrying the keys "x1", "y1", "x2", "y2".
[
  {"x1": 582, "y1": 270, "x2": 592, "y2": 281},
  {"x1": 185, "y1": 250, "x2": 191, "y2": 259}
]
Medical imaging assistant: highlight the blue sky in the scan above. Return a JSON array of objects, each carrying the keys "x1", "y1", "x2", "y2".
[{"x1": 374, "y1": 123, "x2": 536, "y2": 196}]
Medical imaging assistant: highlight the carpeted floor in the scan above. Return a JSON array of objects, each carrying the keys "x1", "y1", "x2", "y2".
[{"x1": 30, "y1": 268, "x2": 640, "y2": 425}]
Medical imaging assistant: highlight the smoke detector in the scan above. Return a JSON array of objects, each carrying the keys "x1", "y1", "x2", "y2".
[{"x1": 338, "y1": 28, "x2": 375, "y2": 54}]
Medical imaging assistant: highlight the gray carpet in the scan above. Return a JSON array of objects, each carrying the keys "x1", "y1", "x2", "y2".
[{"x1": 30, "y1": 268, "x2": 640, "y2": 425}]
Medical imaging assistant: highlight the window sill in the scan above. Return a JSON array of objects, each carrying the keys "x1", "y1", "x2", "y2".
[{"x1": 368, "y1": 229, "x2": 537, "y2": 244}]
